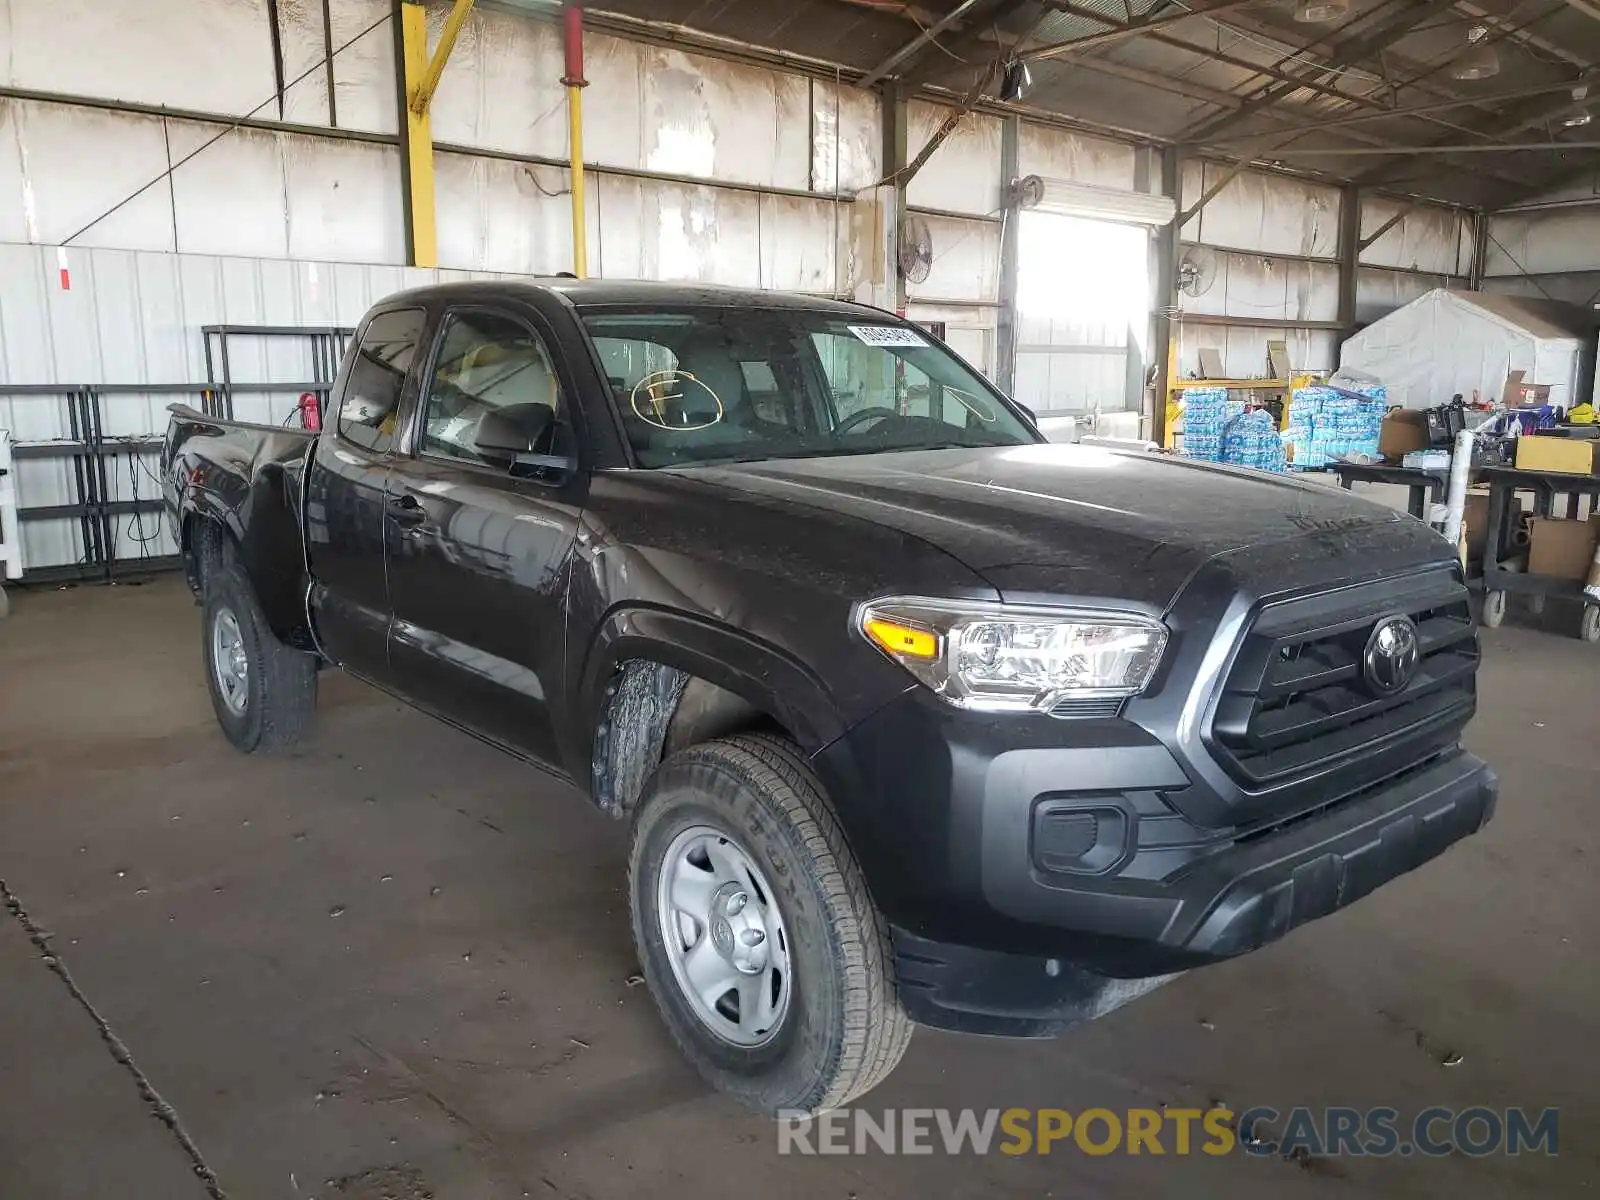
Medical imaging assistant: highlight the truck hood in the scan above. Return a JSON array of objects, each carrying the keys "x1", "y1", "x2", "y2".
[{"x1": 674, "y1": 443, "x2": 1417, "y2": 609}]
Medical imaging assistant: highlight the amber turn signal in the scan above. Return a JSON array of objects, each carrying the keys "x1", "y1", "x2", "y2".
[{"x1": 863, "y1": 617, "x2": 939, "y2": 660}]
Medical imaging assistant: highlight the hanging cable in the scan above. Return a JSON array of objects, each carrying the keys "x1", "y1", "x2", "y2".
[{"x1": 58, "y1": 11, "x2": 393, "y2": 247}]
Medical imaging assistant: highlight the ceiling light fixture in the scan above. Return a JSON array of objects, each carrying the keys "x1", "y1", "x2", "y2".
[
  {"x1": 1294, "y1": 0, "x2": 1350, "y2": 22},
  {"x1": 1450, "y1": 25, "x2": 1500, "y2": 81},
  {"x1": 1561, "y1": 85, "x2": 1592, "y2": 128}
]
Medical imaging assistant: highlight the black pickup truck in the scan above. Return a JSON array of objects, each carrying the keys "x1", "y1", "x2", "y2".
[{"x1": 164, "y1": 280, "x2": 1497, "y2": 1116}]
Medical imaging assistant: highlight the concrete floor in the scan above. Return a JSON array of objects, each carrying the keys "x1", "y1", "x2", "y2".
[{"x1": 0, "y1": 574, "x2": 1594, "y2": 1200}]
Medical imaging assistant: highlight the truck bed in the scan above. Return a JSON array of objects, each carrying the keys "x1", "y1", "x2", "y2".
[{"x1": 162, "y1": 404, "x2": 319, "y2": 647}]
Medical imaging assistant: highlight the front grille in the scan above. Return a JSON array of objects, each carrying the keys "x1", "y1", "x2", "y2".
[{"x1": 1210, "y1": 576, "x2": 1478, "y2": 789}]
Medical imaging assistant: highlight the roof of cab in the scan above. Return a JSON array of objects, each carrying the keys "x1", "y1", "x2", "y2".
[{"x1": 373, "y1": 278, "x2": 892, "y2": 319}]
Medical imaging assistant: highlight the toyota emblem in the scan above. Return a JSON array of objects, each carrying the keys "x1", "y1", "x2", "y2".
[{"x1": 1363, "y1": 616, "x2": 1421, "y2": 696}]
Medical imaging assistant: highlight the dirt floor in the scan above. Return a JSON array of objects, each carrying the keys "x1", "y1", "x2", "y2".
[{"x1": 0, "y1": 572, "x2": 1595, "y2": 1199}]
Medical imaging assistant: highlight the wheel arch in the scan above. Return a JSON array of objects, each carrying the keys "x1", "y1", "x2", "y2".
[
  {"x1": 182, "y1": 465, "x2": 312, "y2": 649},
  {"x1": 581, "y1": 607, "x2": 848, "y2": 817}
]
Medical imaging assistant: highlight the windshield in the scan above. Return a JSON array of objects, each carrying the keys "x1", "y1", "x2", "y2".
[{"x1": 578, "y1": 306, "x2": 1038, "y2": 468}]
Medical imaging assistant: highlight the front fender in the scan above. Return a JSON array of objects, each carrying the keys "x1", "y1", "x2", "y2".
[{"x1": 576, "y1": 604, "x2": 849, "y2": 764}]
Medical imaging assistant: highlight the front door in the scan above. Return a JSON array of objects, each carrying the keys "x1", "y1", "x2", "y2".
[
  {"x1": 384, "y1": 305, "x2": 583, "y2": 767},
  {"x1": 305, "y1": 306, "x2": 427, "y2": 684}
]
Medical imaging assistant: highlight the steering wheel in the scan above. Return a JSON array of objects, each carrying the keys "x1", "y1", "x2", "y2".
[{"x1": 833, "y1": 406, "x2": 902, "y2": 437}]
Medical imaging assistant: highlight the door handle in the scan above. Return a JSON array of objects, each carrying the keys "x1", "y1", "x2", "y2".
[{"x1": 387, "y1": 493, "x2": 427, "y2": 526}]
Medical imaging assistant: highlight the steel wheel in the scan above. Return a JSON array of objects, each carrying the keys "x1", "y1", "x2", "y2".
[
  {"x1": 656, "y1": 824, "x2": 791, "y2": 1048},
  {"x1": 211, "y1": 607, "x2": 249, "y2": 716}
]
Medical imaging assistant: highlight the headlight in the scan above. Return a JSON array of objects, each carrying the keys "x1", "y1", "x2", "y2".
[{"x1": 858, "y1": 597, "x2": 1167, "y2": 712}]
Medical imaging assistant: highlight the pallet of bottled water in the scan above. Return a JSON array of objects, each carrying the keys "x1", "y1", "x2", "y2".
[{"x1": 1286, "y1": 382, "x2": 1388, "y2": 469}]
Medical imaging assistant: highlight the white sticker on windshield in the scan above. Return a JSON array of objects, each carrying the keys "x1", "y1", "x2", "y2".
[{"x1": 847, "y1": 324, "x2": 928, "y2": 348}]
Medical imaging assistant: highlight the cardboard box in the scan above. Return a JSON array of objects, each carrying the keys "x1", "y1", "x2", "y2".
[
  {"x1": 1502, "y1": 369, "x2": 1555, "y2": 408},
  {"x1": 1378, "y1": 408, "x2": 1432, "y2": 461},
  {"x1": 1516, "y1": 435, "x2": 1596, "y2": 474},
  {"x1": 1528, "y1": 516, "x2": 1600, "y2": 581},
  {"x1": 1462, "y1": 491, "x2": 1525, "y2": 560}
]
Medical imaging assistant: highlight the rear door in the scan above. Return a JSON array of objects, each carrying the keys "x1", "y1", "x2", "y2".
[
  {"x1": 384, "y1": 303, "x2": 585, "y2": 767},
  {"x1": 305, "y1": 306, "x2": 427, "y2": 683}
]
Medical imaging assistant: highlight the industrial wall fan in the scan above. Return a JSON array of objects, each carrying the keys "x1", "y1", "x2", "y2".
[
  {"x1": 1178, "y1": 248, "x2": 1217, "y2": 299},
  {"x1": 899, "y1": 215, "x2": 934, "y2": 285}
]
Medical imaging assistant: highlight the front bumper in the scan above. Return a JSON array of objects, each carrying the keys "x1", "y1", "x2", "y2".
[{"x1": 811, "y1": 690, "x2": 1497, "y2": 1037}]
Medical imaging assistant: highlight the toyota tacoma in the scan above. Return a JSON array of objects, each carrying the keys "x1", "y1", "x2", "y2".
[{"x1": 163, "y1": 280, "x2": 1496, "y2": 1116}]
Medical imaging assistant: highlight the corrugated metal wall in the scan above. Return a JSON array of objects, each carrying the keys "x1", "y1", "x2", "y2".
[
  {"x1": 1177, "y1": 162, "x2": 1341, "y2": 378},
  {"x1": 0, "y1": 242, "x2": 511, "y2": 569},
  {"x1": 1355, "y1": 197, "x2": 1470, "y2": 326},
  {"x1": 0, "y1": 0, "x2": 901, "y2": 572},
  {"x1": 1175, "y1": 164, "x2": 1467, "y2": 379},
  {"x1": 1483, "y1": 206, "x2": 1600, "y2": 310},
  {"x1": 0, "y1": 0, "x2": 1502, "y2": 575}
]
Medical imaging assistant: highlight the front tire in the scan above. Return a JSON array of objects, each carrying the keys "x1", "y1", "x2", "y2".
[
  {"x1": 628, "y1": 734, "x2": 911, "y2": 1117},
  {"x1": 203, "y1": 563, "x2": 317, "y2": 753}
]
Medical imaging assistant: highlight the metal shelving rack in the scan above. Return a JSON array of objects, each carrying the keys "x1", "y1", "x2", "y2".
[
  {"x1": 201, "y1": 324, "x2": 354, "y2": 420},
  {"x1": 2, "y1": 322, "x2": 354, "y2": 585}
]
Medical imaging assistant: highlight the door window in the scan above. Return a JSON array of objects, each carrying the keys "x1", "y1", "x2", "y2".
[
  {"x1": 420, "y1": 310, "x2": 564, "y2": 466},
  {"x1": 337, "y1": 308, "x2": 426, "y2": 453}
]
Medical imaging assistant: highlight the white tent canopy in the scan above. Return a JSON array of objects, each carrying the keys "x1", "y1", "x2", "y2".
[{"x1": 1340, "y1": 289, "x2": 1597, "y2": 411}]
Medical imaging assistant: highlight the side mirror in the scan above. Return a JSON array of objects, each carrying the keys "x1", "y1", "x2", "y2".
[
  {"x1": 473, "y1": 405, "x2": 573, "y2": 475},
  {"x1": 474, "y1": 405, "x2": 552, "y2": 455}
]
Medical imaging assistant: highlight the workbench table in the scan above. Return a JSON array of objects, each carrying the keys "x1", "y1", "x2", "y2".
[
  {"x1": 1327, "y1": 462, "x2": 1449, "y2": 521},
  {"x1": 1475, "y1": 465, "x2": 1600, "y2": 641}
]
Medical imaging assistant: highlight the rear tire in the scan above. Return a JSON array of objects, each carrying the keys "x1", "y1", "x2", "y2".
[
  {"x1": 203, "y1": 563, "x2": 317, "y2": 753},
  {"x1": 628, "y1": 733, "x2": 911, "y2": 1117}
]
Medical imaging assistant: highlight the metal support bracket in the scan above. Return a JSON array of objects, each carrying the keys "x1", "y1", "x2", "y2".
[{"x1": 409, "y1": 0, "x2": 477, "y2": 116}]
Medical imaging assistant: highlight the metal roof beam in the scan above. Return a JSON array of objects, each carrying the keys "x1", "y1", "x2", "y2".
[
  {"x1": 1559, "y1": 0, "x2": 1600, "y2": 24},
  {"x1": 858, "y1": 0, "x2": 989, "y2": 90},
  {"x1": 1453, "y1": 0, "x2": 1590, "y2": 70},
  {"x1": 1027, "y1": 3, "x2": 1480, "y2": 139},
  {"x1": 1200, "y1": 77, "x2": 1596, "y2": 145},
  {"x1": 1178, "y1": 0, "x2": 1463, "y2": 144},
  {"x1": 1352, "y1": 83, "x2": 1600, "y2": 187},
  {"x1": 1286, "y1": 140, "x2": 1600, "y2": 154},
  {"x1": 1022, "y1": 0, "x2": 1256, "y2": 61},
  {"x1": 1491, "y1": 156, "x2": 1600, "y2": 208}
]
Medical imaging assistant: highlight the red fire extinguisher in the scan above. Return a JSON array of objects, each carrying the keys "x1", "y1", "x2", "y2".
[{"x1": 298, "y1": 391, "x2": 322, "y2": 432}]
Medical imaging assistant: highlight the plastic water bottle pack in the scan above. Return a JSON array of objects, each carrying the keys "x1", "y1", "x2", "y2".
[
  {"x1": 1221, "y1": 409, "x2": 1288, "y2": 473},
  {"x1": 1181, "y1": 388, "x2": 1286, "y2": 473},
  {"x1": 1179, "y1": 387, "x2": 1231, "y2": 463},
  {"x1": 1286, "y1": 381, "x2": 1388, "y2": 469}
]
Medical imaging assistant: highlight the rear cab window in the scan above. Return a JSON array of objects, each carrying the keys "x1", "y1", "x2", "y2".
[{"x1": 337, "y1": 308, "x2": 427, "y2": 453}]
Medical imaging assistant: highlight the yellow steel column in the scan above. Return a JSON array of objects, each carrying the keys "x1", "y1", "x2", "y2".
[
  {"x1": 400, "y1": 2, "x2": 437, "y2": 268},
  {"x1": 399, "y1": 0, "x2": 475, "y2": 269},
  {"x1": 562, "y1": 4, "x2": 588, "y2": 278},
  {"x1": 566, "y1": 88, "x2": 586, "y2": 278}
]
